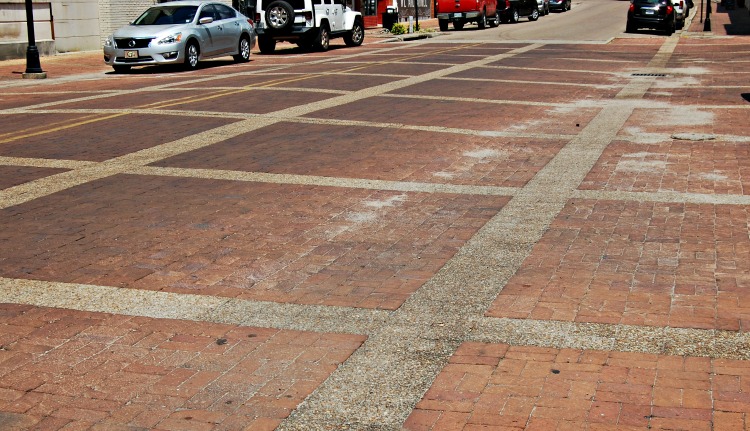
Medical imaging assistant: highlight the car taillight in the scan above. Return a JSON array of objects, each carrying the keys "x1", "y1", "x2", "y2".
[
  {"x1": 255, "y1": 13, "x2": 260, "y2": 22},
  {"x1": 680, "y1": 0, "x2": 683, "y2": 6},
  {"x1": 667, "y1": 5, "x2": 673, "y2": 13},
  {"x1": 506, "y1": 0, "x2": 511, "y2": 6},
  {"x1": 629, "y1": 3, "x2": 634, "y2": 11},
  {"x1": 304, "y1": 11, "x2": 312, "y2": 20},
  {"x1": 247, "y1": 18, "x2": 253, "y2": 26}
]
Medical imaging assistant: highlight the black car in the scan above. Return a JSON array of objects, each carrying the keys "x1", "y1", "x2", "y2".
[
  {"x1": 548, "y1": 0, "x2": 571, "y2": 11},
  {"x1": 498, "y1": 0, "x2": 540, "y2": 22},
  {"x1": 626, "y1": 0, "x2": 676, "y2": 35}
]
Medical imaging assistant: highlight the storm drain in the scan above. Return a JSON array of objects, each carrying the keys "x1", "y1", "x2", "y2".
[{"x1": 631, "y1": 73, "x2": 668, "y2": 77}]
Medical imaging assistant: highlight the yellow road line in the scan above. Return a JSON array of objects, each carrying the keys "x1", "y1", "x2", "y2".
[
  {"x1": 0, "y1": 45, "x2": 478, "y2": 144},
  {"x1": 0, "y1": 113, "x2": 127, "y2": 145}
]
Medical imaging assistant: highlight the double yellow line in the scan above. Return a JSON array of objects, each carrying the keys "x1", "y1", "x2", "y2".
[{"x1": 0, "y1": 44, "x2": 478, "y2": 146}]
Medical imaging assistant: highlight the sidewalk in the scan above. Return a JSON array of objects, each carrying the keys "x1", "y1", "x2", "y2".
[{"x1": 686, "y1": 0, "x2": 750, "y2": 33}]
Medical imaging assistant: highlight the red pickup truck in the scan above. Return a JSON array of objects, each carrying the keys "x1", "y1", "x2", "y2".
[{"x1": 436, "y1": 0, "x2": 499, "y2": 30}]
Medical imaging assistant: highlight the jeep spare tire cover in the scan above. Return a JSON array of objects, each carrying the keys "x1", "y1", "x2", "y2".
[{"x1": 265, "y1": 1, "x2": 295, "y2": 30}]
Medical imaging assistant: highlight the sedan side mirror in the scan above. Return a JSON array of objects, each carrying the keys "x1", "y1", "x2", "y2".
[{"x1": 199, "y1": 17, "x2": 214, "y2": 24}]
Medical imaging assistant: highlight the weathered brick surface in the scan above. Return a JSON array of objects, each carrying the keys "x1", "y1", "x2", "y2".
[
  {"x1": 487, "y1": 199, "x2": 750, "y2": 330},
  {"x1": 155, "y1": 121, "x2": 566, "y2": 187},
  {"x1": 406, "y1": 343, "x2": 750, "y2": 431},
  {"x1": 0, "y1": 166, "x2": 68, "y2": 190},
  {"x1": 581, "y1": 139, "x2": 750, "y2": 195},
  {"x1": 0, "y1": 304, "x2": 364, "y2": 430},
  {"x1": 0, "y1": 174, "x2": 507, "y2": 309}
]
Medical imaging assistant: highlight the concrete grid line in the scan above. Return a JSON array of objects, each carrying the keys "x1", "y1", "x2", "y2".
[{"x1": 275, "y1": 37, "x2": 684, "y2": 429}]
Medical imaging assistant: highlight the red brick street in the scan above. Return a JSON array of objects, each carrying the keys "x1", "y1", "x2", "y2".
[{"x1": 1, "y1": 3, "x2": 750, "y2": 430}]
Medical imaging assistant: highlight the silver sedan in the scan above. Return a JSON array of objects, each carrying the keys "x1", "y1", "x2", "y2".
[{"x1": 103, "y1": 1, "x2": 256, "y2": 73}]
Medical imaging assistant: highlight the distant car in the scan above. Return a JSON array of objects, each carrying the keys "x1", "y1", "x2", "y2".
[
  {"x1": 498, "y1": 0, "x2": 541, "y2": 22},
  {"x1": 626, "y1": 0, "x2": 676, "y2": 34},
  {"x1": 672, "y1": 0, "x2": 691, "y2": 28},
  {"x1": 537, "y1": 0, "x2": 550, "y2": 15},
  {"x1": 103, "y1": 1, "x2": 255, "y2": 73},
  {"x1": 548, "y1": 0, "x2": 571, "y2": 11}
]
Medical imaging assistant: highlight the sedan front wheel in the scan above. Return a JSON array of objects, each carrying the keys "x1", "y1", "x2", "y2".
[{"x1": 184, "y1": 41, "x2": 199, "y2": 70}]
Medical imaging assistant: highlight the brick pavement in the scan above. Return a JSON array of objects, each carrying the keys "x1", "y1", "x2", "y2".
[{"x1": 2, "y1": 6, "x2": 750, "y2": 431}]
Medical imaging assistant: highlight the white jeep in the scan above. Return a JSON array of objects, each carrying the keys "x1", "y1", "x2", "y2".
[{"x1": 254, "y1": 0, "x2": 365, "y2": 53}]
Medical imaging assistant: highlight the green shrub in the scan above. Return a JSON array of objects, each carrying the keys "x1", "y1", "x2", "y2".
[
  {"x1": 390, "y1": 22, "x2": 421, "y2": 34},
  {"x1": 391, "y1": 23, "x2": 407, "y2": 34}
]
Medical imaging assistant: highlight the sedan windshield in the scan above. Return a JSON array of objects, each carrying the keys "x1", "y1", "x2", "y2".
[{"x1": 133, "y1": 6, "x2": 199, "y2": 25}]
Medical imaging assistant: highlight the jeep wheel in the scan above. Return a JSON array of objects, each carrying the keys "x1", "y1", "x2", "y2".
[
  {"x1": 265, "y1": 1, "x2": 294, "y2": 30},
  {"x1": 184, "y1": 41, "x2": 199, "y2": 70},
  {"x1": 344, "y1": 20, "x2": 364, "y2": 46},
  {"x1": 258, "y1": 35, "x2": 276, "y2": 54},
  {"x1": 478, "y1": 11, "x2": 487, "y2": 29},
  {"x1": 439, "y1": 19, "x2": 449, "y2": 31},
  {"x1": 509, "y1": 9, "x2": 519, "y2": 23},
  {"x1": 233, "y1": 35, "x2": 251, "y2": 62},
  {"x1": 529, "y1": 8, "x2": 539, "y2": 20},
  {"x1": 453, "y1": 21, "x2": 464, "y2": 30},
  {"x1": 489, "y1": 11, "x2": 500, "y2": 27},
  {"x1": 315, "y1": 24, "x2": 330, "y2": 51}
]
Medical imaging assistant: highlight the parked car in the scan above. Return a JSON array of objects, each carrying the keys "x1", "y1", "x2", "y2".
[
  {"x1": 437, "y1": 0, "x2": 500, "y2": 30},
  {"x1": 626, "y1": 0, "x2": 676, "y2": 34},
  {"x1": 672, "y1": 0, "x2": 691, "y2": 28},
  {"x1": 548, "y1": 0, "x2": 571, "y2": 11},
  {"x1": 537, "y1": 0, "x2": 550, "y2": 15},
  {"x1": 103, "y1": 1, "x2": 255, "y2": 73},
  {"x1": 254, "y1": 0, "x2": 364, "y2": 53},
  {"x1": 498, "y1": 0, "x2": 541, "y2": 22}
]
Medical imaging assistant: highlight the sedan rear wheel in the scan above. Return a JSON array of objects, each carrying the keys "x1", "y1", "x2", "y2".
[
  {"x1": 510, "y1": 9, "x2": 519, "y2": 23},
  {"x1": 529, "y1": 8, "x2": 539, "y2": 20},
  {"x1": 184, "y1": 41, "x2": 199, "y2": 70},
  {"x1": 233, "y1": 36, "x2": 251, "y2": 62}
]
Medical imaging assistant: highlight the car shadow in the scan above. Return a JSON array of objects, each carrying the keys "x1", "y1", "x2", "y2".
[
  {"x1": 104, "y1": 58, "x2": 244, "y2": 75},
  {"x1": 256, "y1": 43, "x2": 351, "y2": 55}
]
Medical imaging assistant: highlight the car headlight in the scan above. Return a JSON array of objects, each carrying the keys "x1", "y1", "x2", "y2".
[
  {"x1": 157, "y1": 33, "x2": 183, "y2": 45},
  {"x1": 103, "y1": 36, "x2": 113, "y2": 47}
]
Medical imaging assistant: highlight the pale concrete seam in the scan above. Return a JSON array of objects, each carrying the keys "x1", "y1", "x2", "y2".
[{"x1": 276, "y1": 41, "x2": 679, "y2": 430}]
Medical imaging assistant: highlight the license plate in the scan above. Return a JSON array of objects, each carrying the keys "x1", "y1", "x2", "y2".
[
  {"x1": 124, "y1": 50, "x2": 138, "y2": 59},
  {"x1": 644, "y1": 9, "x2": 655, "y2": 14},
  {"x1": 453, "y1": 12, "x2": 462, "y2": 17}
]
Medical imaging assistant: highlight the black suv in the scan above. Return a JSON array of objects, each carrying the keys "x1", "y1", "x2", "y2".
[
  {"x1": 626, "y1": 0, "x2": 677, "y2": 35},
  {"x1": 498, "y1": 0, "x2": 540, "y2": 22}
]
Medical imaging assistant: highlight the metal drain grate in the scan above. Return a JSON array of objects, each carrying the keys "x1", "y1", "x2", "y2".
[{"x1": 631, "y1": 73, "x2": 668, "y2": 77}]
